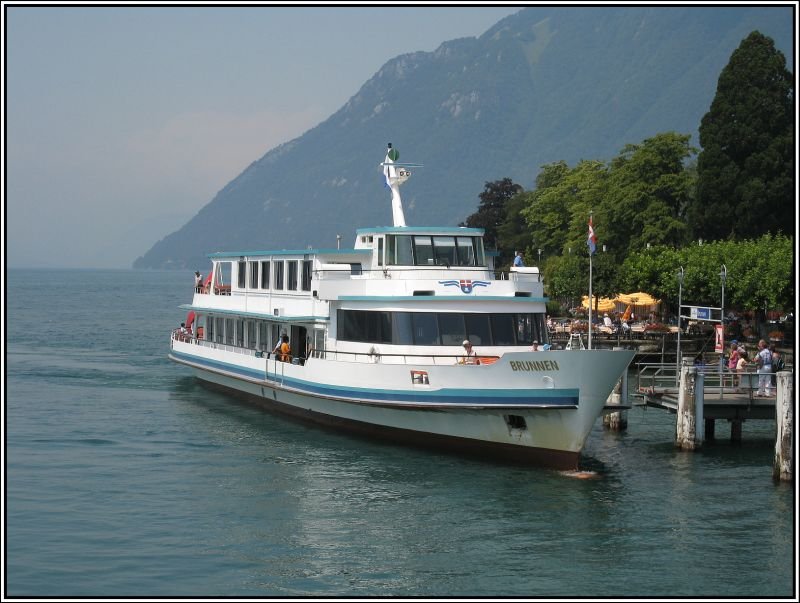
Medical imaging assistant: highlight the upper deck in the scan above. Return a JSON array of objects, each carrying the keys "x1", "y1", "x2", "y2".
[
  {"x1": 185, "y1": 228, "x2": 545, "y2": 321},
  {"x1": 184, "y1": 145, "x2": 546, "y2": 320}
]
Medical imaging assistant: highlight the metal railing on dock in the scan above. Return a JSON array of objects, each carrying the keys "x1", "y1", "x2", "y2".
[{"x1": 633, "y1": 361, "x2": 790, "y2": 405}]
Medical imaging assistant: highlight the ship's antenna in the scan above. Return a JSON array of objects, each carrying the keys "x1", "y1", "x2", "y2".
[{"x1": 380, "y1": 143, "x2": 422, "y2": 227}]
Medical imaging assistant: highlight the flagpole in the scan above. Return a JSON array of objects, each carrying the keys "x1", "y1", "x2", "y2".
[
  {"x1": 587, "y1": 211, "x2": 594, "y2": 350},
  {"x1": 588, "y1": 247, "x2": 593, "y2": 350}
]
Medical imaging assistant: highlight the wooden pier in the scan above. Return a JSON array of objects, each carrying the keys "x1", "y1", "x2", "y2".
[{"x1": 630, "y1": 360, "x2": 793, "y2": 480}]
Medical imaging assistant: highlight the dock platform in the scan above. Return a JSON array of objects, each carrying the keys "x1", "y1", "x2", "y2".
[{"x1": 635, "y1": 385, "x2": 777, "y2": 420}]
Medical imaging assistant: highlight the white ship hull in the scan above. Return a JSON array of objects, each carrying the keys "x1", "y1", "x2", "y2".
[{"x1": 170, "y1": 339, "x2": 634, "y2": 469}]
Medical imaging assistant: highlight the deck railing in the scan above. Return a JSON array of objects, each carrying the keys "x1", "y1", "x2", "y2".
[
  {"x1": 634, "y1": 361, "x2": 790, "y2": 402},
  {"x1": 172, "y1": 331, "x2": 499, "y2": 366}
]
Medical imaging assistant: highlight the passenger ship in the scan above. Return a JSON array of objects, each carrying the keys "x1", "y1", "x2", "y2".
[{"x1": 169, "y1": 144, "x2": 635, "y2": 469}]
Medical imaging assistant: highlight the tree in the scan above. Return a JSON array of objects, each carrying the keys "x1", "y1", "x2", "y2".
[
  {"x1": 604, "y1": 132, "x2": 696, "y2": 252},
  {"x1": 460, "y1": 178, "x2": 523, "y2": 253},
  {"x1": 619, "y1": 235, "x2": 793, "y2": 312},
  {"x1": 690, "y1": 31, "x2": 794, "y2": 240}
]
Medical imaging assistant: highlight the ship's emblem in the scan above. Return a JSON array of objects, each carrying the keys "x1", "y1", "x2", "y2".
[{"x1": 439, "y1": 279, "x2": 491, "y2": 294}]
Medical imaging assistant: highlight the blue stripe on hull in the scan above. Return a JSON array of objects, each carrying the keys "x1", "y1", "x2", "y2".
[{"x1": 170, "y1": 350, "x2": 579, "y2": 408}]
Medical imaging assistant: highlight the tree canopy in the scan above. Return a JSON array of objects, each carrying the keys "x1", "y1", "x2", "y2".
[{"x1": 691, "y1": 31, "x2": 794, "y2": 240}]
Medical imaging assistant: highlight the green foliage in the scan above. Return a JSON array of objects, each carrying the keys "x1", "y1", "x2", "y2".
[
  {"x1": 460, "y1": 178, "x2": 523, "y2": 254},
  {"x1": 691, "y1": 31, "x2": 794, "y2": 240},
  {"x1": 541, "y1": 254, "x2": 585, "y2": 308},
  {"x1": 620, "y1": 235, "x2": 793, "y2": 312},
  {"x1": 496, "y1": 192, "x2": 534, "y2": 269}
]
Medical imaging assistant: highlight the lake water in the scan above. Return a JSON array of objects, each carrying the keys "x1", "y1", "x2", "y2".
[{"x1": 5, "y1": 269, "x2": 796, "y2": 598}]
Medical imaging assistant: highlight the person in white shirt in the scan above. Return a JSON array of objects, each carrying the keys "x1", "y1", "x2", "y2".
[
  {"x1": 460, "y1": 340, "x2": 480, "y2": 364},
  {"x1": 755, "y1": 339, "x2": 773, "y2": 396}
]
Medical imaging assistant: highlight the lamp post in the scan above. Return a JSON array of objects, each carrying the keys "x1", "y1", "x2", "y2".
[
  {"x1": 676, "y1": 266, "x2": 684, "y2": 381},
  {"x1": 720, "y1": 264, "x2": 727, "y2": 324},
  {"x1": 538, "y1": 248, "x2": 542, "y2": 263}
]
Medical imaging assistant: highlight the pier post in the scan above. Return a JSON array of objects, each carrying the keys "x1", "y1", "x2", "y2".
[
  {"x1": 603, "y1": 376, "x2": 627, "y2": 431},
  {"x1": 676, "y1": 359, "x2": 704, "y2": 450},
  {"x1": 773, "y1": 371, "x2": 793, "y2": 482},
  {"x1": 704, "y1": 418, "x2": 715, "y2": 442},
  {"x1": 730, "y1": 419, "x2": 743, "y2": 443}
]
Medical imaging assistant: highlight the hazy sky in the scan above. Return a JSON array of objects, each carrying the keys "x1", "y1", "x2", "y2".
[{"x1": 5, "y1": 4, "x2": 521, "y2": 269}]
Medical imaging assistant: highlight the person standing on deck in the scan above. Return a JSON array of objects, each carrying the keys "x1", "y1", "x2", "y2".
[{"x1": 755, "y1": 339, "x2": 773, "y2": 396}]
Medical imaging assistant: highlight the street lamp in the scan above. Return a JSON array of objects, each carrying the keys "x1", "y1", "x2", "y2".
[
  {"x1": 676, "y1": 266, "x2": 685, "y2": 381},
  {"x1": 537, "y1": 248, "x2": 542, "y2": 263},
  {"x1": 720, "y1": 264, "x2": 727, "y2": 322}
]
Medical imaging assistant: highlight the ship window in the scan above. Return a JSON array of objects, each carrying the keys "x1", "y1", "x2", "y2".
[
  {"x1": 271, "y1": 324, "x2": 282, "y2": 352},
  {"x1": 260, "y1": 261, "x2": 270, "y2": 290},
  {"x1": 413, "y1": 236, "x2": 434, "y2": 266},
  {"x1": 249, "y1": 261, "x2": 259, "y2": 289},
  {"x1": 490, "y1": 314, "x2": 516, "y2": 346},
  {"x1": 214, "y1": 262, "x2": 232, "y2": 293},
  {"x1": 287, "y1": 260, "x2": 298, "y2": 291},
  {"x1": 377, "y1": 237, "x2": 384, "y2": 267},
  {"x1": 457, "y1": 237, "x2": 476, "y2": 266},
  {"x1": 438, "y1": 313, "x2": 465, "y2": 345},
  {"x1": 337, "y1": 309, "x2": 391, "y2": 344},
  {"x1": 474, "y1": 237, "x2": 486, "y2": 265},
  {"x1": 301, "y1": 260, "x2": 312, "y2": 291},
  {"x1": 247, "y1": 319, "x2": 257, "y2": 349},
  {"x1": 225, "y1": 318, "x2": 234, "y2": 345},
  {"x1": 395, "y1": 235, "x2": 414, "y2": 265},
  {"x1": 274, "y1": 260, "x2": 284, "y2": 290},
  {"x1": 334, "y1": 310, "x2": 548, "y2": 347},
  {"x1": 392, "y1": 312, "x2": 414, "y2": 345},
  {"x1": 411, "y1": 313, "x2": 439, "y2": 345},
  {"x1": 433, "y1": 237, "x2": 457, "y2": 267},
  {"x1": 258, "y1": 321, "x2": 269, "y2": 350},
  {"x1": 516, "y1": 314, "x2": 534, "y2": 345},
  {"x1": 207, "y1": 316, "x2": 215, "y2": 342},
  {"x1": 235, "y1": 319, "x2": 245, "y2": 347},
  {"x1": 237, "y1": 261, "x2": 246, "y2": 288},
  {"x1": 465, "y1": 314, "x2": 491, "y2": 345}
]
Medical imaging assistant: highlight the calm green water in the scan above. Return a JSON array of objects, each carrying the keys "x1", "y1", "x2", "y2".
[{"x1": 5, "y1": 269, "x2": 796, "y2": 597}]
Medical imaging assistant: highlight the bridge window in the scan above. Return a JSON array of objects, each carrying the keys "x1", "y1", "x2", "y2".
[
  {"x1": 413, "y1": 236, "x2": 434, "y2": 265},
  {"x1": 385, "y1": 234, "x2": 485, "y2": 267}
]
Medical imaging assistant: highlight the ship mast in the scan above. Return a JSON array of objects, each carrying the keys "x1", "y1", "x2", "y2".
[{"x1": 381, "y1": 143, "x2": 419, "y2": 227}]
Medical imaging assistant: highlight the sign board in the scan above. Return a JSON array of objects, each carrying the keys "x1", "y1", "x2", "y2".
[
  {"x1": 714, "y1": 324, "x2": 724, "y2": 353},
  {"x1": 690, "y1": 306, "x2": 711, "y2": 320}
]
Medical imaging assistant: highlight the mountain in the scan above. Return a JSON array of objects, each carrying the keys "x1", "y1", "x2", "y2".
[{"x1": 133, "y1": 6, "x2": 793, "y2": 270}]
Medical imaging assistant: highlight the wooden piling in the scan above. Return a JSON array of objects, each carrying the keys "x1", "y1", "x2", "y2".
[
  {"x1": 704, "y1": 418, "x2": 715, "y2": 441},
  {"x1": 730, "y1": 419, "x2": 743, "y2": 443},
  {"x1": 773, "y1": 371, "x2": 793, "y2": 481},
  {"x1": 676, "y1": 359, "x2": 704, "y2": 450},
  {"x1": 603, "y1": 375, "x2": 627, "y2": 431}
]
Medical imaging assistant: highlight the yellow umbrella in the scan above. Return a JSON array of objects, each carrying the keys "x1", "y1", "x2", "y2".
[
  {"x1": 581, "y1": 295, "x2": 616, "y2": 313},
  {"x1": 614, "y1": 292, "x2": 660, "y2": 307}
]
